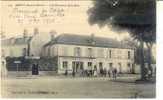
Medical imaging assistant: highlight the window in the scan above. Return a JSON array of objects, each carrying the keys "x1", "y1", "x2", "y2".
[
  {"x1": 87, "y1": 48, "x2": 93, "y2": 57},
  {"x1": 99, "y1": 62, "x2": 103, "y2": 69},
  {"x1": 88, "y1": 62, "x2": 92, "y2": 70},
  {"x1": 72, "y1": 61, "x2": 84, "y2": 72},
  {"x1": 109, "y1": 50, "x2": 112, "y2": 58},
  {"x1": 109, "y1": 63, "x2": 113, "y2": 67},
  {"x1": 88, "y1": 62, "x2": 92, "y2": 67},
  {"x1": 62, "y1": 61, "x2": 68, "y2": 69},
  {"x1": 1, "y1": 49, "x2": 5, "y2": 57},
  {"x1": 74, "y1": 47, "x2": 81, "y2": 56},
  {"x1": 127, "y1": 63, "x2": 130, "y2": 67},
  {"x1": 128, "y1": 51, "x2": 131, "y2": 59}
]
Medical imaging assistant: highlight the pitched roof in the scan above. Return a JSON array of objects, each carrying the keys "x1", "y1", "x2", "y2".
[
  {"x1": 44, "y1": 34, "x2": 133, "y2": 49},
  {"x1": 1, "y1": 36, "x2": 32, "y2": 46}
]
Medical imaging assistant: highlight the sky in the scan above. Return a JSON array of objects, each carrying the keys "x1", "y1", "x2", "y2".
[{"x1": 1, "y1": 0, "x2": 130, "y2": 40}]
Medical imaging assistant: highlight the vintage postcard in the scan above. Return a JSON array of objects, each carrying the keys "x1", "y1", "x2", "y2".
[{"x1": 0, "y1": 0, "x2": 156, "y2": 98}]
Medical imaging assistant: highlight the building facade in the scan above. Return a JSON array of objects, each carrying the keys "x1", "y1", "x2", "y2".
[
  {"x1": 43, "y1": 34, "x2": 135, "y2": 74},
  {"x1": 1, "y1": 28, "x2": 52, "y2": 58}
]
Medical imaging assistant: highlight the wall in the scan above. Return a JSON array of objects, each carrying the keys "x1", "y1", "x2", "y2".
[
  {"x1": 30, "y1": 33, "x2": 51, "y2": 57},
  {"x1": 45, "y1": 44, "x2": 134, "y2": 60},
  {"x1": 1, "y1": 45, "x2": 28, "y2": 57},
  {"x1": 46, "y1": 44, "x2": 135, "y2": 74}
]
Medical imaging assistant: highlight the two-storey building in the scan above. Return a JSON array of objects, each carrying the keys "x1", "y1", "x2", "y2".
[{"x1": 42, "y1": 34, "x2": 135, "y2": 74}]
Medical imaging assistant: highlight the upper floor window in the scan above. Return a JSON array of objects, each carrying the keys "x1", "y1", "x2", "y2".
[
  {"x1": 87, "y1": 48, "x2": 93, "y2": 57},
  {"x1": 128, "y1": 51, "x2": 131, "y2": 59},
  {"x1": 1, "y1": 49, "x2": 5, "y2": 57},
  {"x1": 74, "y1": 47, "x2": 81, "y2": 57},
  {"x1": 109, "y1": 50, "x2": 112, "y2": 58},
  {"x1": 62, "y1": 61, "x2": 68, "y2": 69}
]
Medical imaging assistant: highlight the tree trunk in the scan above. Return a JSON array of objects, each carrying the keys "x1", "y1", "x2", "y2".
[
  {"x1": 140, "y1": 40, "x2": 146, "y2": 80},
  {"x1": 147, "y1": 43, "x2": 153, "y2": 78}
]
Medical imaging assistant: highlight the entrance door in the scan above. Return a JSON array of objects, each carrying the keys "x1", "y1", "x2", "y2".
[
  {"x1": 72, "y1": 61, "x2": 83, "y2": 73},
  {"x1": 32, "y1": 64, "x2": 39, "y2": 75},
  {"x1": 99, "y1": 62, "x2": 103, "y2": 74}
]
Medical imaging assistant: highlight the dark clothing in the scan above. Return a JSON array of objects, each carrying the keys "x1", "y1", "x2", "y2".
[
  {"x1": 113, "y1": 68, "x2": 117, "y2": 79},
  {"x1": 72, "y1": 71, "x2": 75, "y2": 77},
  {"x1": 65, "y1": 70, "x2": 68, "y2": 76},
  {"x1": 108, "y1": 70, "x2": 111, "y2": 78},
  {"x1": 32, "y1": 64, "x2": 39, "y2": 75},
  {"x1": 103, "y1": 69, "x2": 107, "y2": 77}
]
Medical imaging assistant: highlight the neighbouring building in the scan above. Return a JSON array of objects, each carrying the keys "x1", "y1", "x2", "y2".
[
  {"x1": 42, "y1": 34, "x2": 135, "y2": 74},
  {"x1": 1, "y1": 29, "x2": 53, "y2": 71},
  {"x1": 1, "y1": 30, "x2": 32, "y2": 58},
  {"x1": 1, "y1": 28, "x2": 52, "y2": 58}
]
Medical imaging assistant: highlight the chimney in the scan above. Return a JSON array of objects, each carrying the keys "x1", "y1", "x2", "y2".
[
  {"x1": 34, "y1": 28, "x2": 39, "y2": 35},
  {"x1": 23, "y1": 29, "x2": 28, "y2": 38},
  {"x1": 50, "y1": 30, "x2": 57, "y2": 41}
]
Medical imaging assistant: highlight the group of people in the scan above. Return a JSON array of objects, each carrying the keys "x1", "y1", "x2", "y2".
[
  {"x1": 64, "y1": 67, "x2": 118, "y2": 79},
  {"x1": 144, "y1": 67, "x2": 155, "y2": 80}
]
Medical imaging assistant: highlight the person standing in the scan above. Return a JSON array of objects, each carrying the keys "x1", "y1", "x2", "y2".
[
  {"x1": 113, "y1": 68, "x2": 117, "y2": 79},
  {"x1": 65, "y1": 69, "x2": 68, "y2": 76},
  {"x1": 108, "y1": 69, "x2": 111, "y2": 78},
  {"x1": 114, "y1": 68, "x2": 117, "y2": 79},
  {"x1": 103, "y1": 68, "x2": 107, "y2": 77},
  {"x1": 93, "y1": 65, "x2": 97, "y2": 77}
]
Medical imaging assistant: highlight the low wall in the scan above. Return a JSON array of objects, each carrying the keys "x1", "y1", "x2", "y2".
[{"x1": 7, "y1": 71, "x2": 57, "y2": 77}]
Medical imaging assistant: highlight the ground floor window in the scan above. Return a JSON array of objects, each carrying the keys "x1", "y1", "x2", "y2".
[
  {"x1": 88, "y1": 62, "x2": 92, "y2": 70},
  {"x1": 99, "y1": 62, "x2": 103, "y2": 74},
  {"x1": 99, "y1": 62, "x2": 103, "y2": 69},
  {"x1": 72, "y1": 61, "x2": 84, "y2": 72},
  {"x1": 63, "y1": 61, "x2": 68, "y2": 69}
]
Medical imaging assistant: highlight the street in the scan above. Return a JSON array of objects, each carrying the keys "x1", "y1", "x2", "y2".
[{"x1": 1, "y1": 74, "x2": 155, "y2": 98}]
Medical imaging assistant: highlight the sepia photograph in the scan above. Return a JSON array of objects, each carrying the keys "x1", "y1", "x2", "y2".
[{"x1": 0, "y1": 0, "x2": 156, "y2": 98}]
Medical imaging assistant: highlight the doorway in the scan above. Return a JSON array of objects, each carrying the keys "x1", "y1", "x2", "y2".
[
  {"x1": 32, "y1": 64, "x2": 39, "y2": 75},
  {"x1": 72, "y1": 61, "x2": 84, "y2": 73}
]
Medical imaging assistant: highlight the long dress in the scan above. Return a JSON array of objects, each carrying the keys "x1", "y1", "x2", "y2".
[{"x1": 94, "y1": 70, "x2": 97, "y2": 77}]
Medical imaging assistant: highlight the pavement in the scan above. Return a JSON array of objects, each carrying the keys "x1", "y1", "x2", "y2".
[{"x1": 1, "y1": 74, "x2": 156, "y2": 98}]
